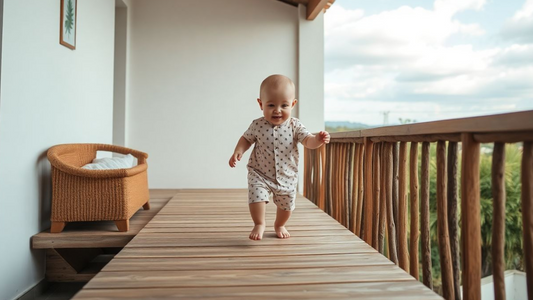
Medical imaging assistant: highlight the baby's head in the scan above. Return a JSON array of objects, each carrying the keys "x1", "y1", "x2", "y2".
[{"x1": 257, "y1": 74, "x2": 297, "y2": 126}]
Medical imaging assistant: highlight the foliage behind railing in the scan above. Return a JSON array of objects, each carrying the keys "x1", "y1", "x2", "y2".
[{"x1": 303, "y1": 111, "x2": 533, "y2": 300}]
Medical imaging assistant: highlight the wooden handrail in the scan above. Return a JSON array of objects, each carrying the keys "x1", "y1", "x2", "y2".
[
  {"x1": 330, "y1": 110, "x2": 533, "y2": 139},
  {"x1": 304, "y1": 110, "x2": 533, "y2": 300}
]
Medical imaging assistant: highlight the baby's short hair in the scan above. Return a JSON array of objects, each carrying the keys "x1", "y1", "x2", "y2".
[{"x1": 259, "y1": 74, "x2": 295, "y2": 99}]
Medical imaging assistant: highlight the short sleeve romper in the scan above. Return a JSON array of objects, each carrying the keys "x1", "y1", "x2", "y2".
[{"x1": 242, "y1": 117, "x2": 311, "y2": 211}]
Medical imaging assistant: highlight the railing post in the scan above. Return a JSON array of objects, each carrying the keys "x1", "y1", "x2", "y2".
[
  {"x1": 421, "y1": 142, "x2": 433, "y2": 289},
  {"x1": 363, "y1": 137, "x2": 374, "y2": 245},
  {"x1": 398, "y1": 141, "x2": 409, "y2": 272},
  {"x1": 385, "y1": 142, "x2": 398, "y2": 264},
  {"x1": 379, "y1": 143, "x2": 387, "y2": 254},
  {"x1": 447, "y1": 141, "x2": 461, "y2": 300},
  {"x1": 437, "y1": 141, "x2": 454, "y2": 300},
  {"x1": 409, "y1": 142, "x2": 419, "y2": 279},
  {"x1": 373, "y1": 143, "x2": 381, "y2": 249},
  {"x1": 356, "y1": 144, "x2": 365, "y2": 237},
  {"x1": 522, "y1": 141, "x2": 533, "y2": 300},
  {"x1": 461, "y1": 133, "x2": 481, "y2": 300},
  {"x1": 492, "y1": 143, "x2": 506, "y2": 300}
]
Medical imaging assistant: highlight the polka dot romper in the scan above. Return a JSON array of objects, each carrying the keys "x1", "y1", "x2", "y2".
[{"x1": 243, "y1": 117, "x2": 311, "y2": 211}]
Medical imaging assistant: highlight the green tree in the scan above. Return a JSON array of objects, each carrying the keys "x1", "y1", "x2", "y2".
[{"x1": 422, "y1": 143, "x2": 523, "y2": 289}]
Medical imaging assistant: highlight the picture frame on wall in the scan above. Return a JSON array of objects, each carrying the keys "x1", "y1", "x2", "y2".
[{"x1": 60, "y1": 0, "x2": 77, "y2": 50}]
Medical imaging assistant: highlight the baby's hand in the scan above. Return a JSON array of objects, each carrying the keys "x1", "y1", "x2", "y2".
[
  {"x1": 318, "y1": 131, "x2": 330, "y2": 144},
  {"x1": 229, "y1": 152, "x2": 242, "y2": 168}
]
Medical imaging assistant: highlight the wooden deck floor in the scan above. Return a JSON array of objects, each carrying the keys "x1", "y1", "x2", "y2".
[{"x1": 73, "y1": 189, "x2": 441, "y2": 299}]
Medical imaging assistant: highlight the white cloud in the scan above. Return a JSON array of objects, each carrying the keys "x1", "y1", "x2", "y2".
[
  {"x1": 434, "y1": 0, "x2": 486, "y2": 17},
  {"x1": 325, "y1": 0, "x2": 533, "y2": 123},
  {"x1": 502, "y1": 0, "x2": 533, "y2": 43}
]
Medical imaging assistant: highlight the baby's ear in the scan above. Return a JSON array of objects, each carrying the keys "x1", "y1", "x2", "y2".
[
  {"x1": 257, "y1": 98, "x2": 263, "y2": 110},
  {"x1": 292, "y1": 99, "x2": 298, "y2": 107}
]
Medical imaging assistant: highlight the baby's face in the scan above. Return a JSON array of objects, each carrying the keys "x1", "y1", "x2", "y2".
[{"x1": 258, "y1": 87, "x2": 296, "y2": 126}]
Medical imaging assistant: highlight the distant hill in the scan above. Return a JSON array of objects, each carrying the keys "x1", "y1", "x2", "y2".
[
  {"x1": 325, "y1": 121, "x2": 372, "y2": 129},
  {"x1": 325, "y1": 121, "x2": 376, "y2": 133}
]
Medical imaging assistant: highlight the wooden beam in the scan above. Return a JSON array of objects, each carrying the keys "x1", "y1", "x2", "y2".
[{"x1": 307, "y1": 0, "x2": 329, "y2": 20}]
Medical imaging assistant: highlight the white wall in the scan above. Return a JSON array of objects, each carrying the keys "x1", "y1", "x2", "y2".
[
  {"x1": 0, "y1": 1, "x2": 115, "y2": 299},
  {"x1": 297, "y1": 4, "x2": 325, "y2": 193},
  {"x1": 126, "y1": 0, "x2": 301, "y2": 188}
]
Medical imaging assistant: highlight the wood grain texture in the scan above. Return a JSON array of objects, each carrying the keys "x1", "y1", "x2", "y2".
[
  {"x1": 421, "y1": 142, "x2": 433, "y2": 289},
  {"x1": 461, "y1": 134, "x2": 481, "y2": 300},
  {"x1": 373, "y1": 144, "x2": 382, "y2": 249},
  {"x1": 364, "y1": 137, "x2": 375, "y2": 245},
  {"x1": 73, "y1": 190, "x2": 442, "y2": 300},
  {"x1": 385, "y1": 143, "x2": 399, "y2": 264},
  {"x1": 393, "y1": 142, "x2": 400, "y2": 253},
  {"x1": 398, "y1": 142, "x2": 409, "y2": 272},
  {"x1": 409, "y1": 142, "x2": 419, "y2": 280},
  {"x1": 356, "y1": 144, "x2": 365, "y2": 237},
  {"x1": 329, "y1": 110, "x2": 533, "y2": 139},
  {"x1": 492, "y1": 143, "x2": 506, "y2": 300},
  {"x1": 522, "y1": 142, "x2": 533, "y2": 299},
  {"x1": 437, "y1": 141, "x2": 454, "y2": 300},
  {"x1": 32, "y1": 197, "x2": 170, "y2": 249},
  {"x1": 379, "y1": 143, "x2": 387, "y2": 254},
  {"x1": 447, "y1": 141, "x2": 461, "y2": 300}
]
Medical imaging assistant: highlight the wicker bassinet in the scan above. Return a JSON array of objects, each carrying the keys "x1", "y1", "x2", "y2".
[{"x1": 47, "y1": 143, "x2": 150, "y2": 233}]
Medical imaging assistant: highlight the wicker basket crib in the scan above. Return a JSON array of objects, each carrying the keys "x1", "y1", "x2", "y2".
[{"x1": 47, "y1": 143, "x2": 150, "y2": 233}]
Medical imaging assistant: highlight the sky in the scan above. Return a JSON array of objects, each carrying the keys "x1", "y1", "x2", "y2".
[{"x1": 324, "y1": 0, "x2": 533, "y2": 125}]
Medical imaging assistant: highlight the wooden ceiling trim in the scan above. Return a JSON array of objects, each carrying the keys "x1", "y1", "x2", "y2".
[{"x1": 307, "y1": 0, "x2": 330, "y2": 20}]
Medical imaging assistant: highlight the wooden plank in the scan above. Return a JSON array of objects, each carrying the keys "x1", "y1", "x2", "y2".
[
  {"x1": 420, "y1": 142, "x2": 433, "y2": 289},
  {"x1": 74, "y1": 281, "x2": 441, "y2": 300},
  {"x1": 492, "y1": 143, "x2": 506, "y2": 300},
  {"x1": 32, "y1": 195, "x2": 170, "y2": 249},
  {"x1": 409, "y1": 142, "x2": 419, "y2": 280},
  {"x1": 72, "y1": 190, "x2": 441, "y2": 300},
  {"x1": 474, "y1": 131, "x2": 533, "y2": 143},
  {"x1": 83, "y1": 265, "x2": 416, "y2": 289},
  {"x1": 104, "y1": 253, "x2": 394, "y2": 272},
  {"x1": 124, "y1": 234, "x2": 364, "y2": 248},
  {"x1": 369, "y1": 134, "x2": 461, "y2": 143},
  {"x1": 461, "y1": 133, "x2": 481, "y2": 300},
  {"x1": 141, "y1": 224, "x2": 348, "y2": 233},
  {"x1": 522, "y1": 141, "x2": 533, "y2": 299},
  {"x1": 149, "y1": 189, "x2": 180, "y2": 199},
  {"x1": 117, "y1": 243, "x2": 378, "y2": 259}
]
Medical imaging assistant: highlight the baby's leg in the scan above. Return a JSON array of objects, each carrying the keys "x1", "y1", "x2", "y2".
[
  {"x1": 247, "y1": 176, "x2": 270, "y2": 240},
  {"x1": 249, "y1": 202, "x2": 266, "y2": 240},
  {"x1": 273, "y1": 194, "x2": 295, "y2": 239},
  {"x1": 274, "y1": 208, "x2": 291, "y2": 239}
]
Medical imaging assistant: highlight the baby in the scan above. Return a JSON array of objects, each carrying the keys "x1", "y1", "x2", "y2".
[{"x1": 229, "y1": 74, "x2": 330, "y2": 240}]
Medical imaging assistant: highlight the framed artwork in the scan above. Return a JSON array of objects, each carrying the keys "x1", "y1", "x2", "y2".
[{"x1": 60, "y1": 0, "x2": 77, "y2": 50}]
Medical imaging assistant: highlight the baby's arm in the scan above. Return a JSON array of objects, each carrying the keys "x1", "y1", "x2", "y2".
[
  {"x1": 302, "y1": 131, "x2": 331, "y2": 149},
  {"x1": 229, "y1": 136, "x2": 252, "y2": 168}
]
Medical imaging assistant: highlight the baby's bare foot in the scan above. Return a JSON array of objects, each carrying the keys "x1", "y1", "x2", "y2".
[
  {"x1": 275, "y1": 226, "x2": 290, "y2": 239},
  {"x1": 249, "y1": 224, "x2": 265, "y2": 240}
]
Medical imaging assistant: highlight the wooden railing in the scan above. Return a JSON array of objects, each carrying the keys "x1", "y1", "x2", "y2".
[{"x1": 303, "y1": 110, "x2": 533, "y2": 300}]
